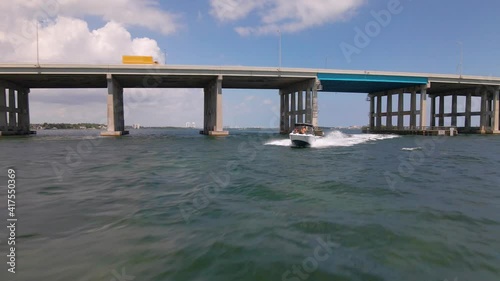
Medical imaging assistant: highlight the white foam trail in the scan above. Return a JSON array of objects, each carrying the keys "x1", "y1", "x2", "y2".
[
  {"x1": 402, "y1": 147, "x2": 422, "y2": 151},
  {"x1": 265, "y1": 139, "x2": 292, "y2": 146},
  {"x1": 265, "y1": 131, "x2": 399, "y2": 148}
]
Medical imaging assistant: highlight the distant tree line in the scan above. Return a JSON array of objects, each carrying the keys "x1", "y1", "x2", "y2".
[{"x1": 31, "y1": 123, "x2": 106, "y2": 130}]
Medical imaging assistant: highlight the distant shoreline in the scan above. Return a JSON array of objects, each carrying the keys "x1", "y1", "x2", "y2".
[{"x1": 30, "y1": 124, "x2": 364, "y2": 130}]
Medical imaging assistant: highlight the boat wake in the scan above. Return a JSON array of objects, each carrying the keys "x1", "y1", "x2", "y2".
[
  {"x1": 265, "y1": 131, "x2": 399, "y2": 148},
  {"x1": 402, "y1": 147, "x2": 422, "y2": 151}
]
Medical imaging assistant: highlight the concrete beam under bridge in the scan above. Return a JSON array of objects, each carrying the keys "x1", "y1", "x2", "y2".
[
  {"x1": 201, "y1": 76, "x2": 228, "y2": 136},
  {"x1": 101, "y1": 74, "x2": 129, "y2": 136}
]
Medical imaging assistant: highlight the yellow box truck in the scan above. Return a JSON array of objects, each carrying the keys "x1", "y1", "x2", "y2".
[{"x1": 122, "y1": 55, "x2": 158, "y2": 64}]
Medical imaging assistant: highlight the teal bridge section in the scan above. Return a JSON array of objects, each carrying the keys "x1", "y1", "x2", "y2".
[{"x1": 317, "y1": 73, "x2": 429, "y2": 93}]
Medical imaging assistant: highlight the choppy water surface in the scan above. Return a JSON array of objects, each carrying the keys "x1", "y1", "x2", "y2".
[{"x1": 0, "y1": 128, "x2": 499, "y2": 281}]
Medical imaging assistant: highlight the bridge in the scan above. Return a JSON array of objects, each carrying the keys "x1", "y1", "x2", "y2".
[{"x1": 0, "y1": 64, "x2": 499, "y2": 136}]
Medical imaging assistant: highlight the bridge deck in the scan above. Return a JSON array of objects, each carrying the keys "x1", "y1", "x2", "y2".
[{"x1": 0, "y1": 64, "x2": 499, "y2": 93}]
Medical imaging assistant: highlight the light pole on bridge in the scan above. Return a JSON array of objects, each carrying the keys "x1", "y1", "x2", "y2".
[
  {"x1": 278, "y1": 29, "x2": 282, "y2": 70},
  {"x1": 36, "y1": 21, "x2": 40, "y2": 67},
  {"x1": 35, "y1": 20, "x2": 49, "y2": 67},
  {"x1": 457, "y1": 41, "x2": 463, "y2": 78}
]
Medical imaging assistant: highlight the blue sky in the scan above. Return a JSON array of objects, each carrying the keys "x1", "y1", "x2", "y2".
[{"x1": 1, "y1": 0, "x2": 500, "y2": 127}]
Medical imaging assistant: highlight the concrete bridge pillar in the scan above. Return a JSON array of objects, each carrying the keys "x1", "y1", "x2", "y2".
[
  {"x1": 280, "y1": 88, "x2": 294, "y2": 133},
  {"x1": 493, "y1": 87, "x2": 500, "y2": 133},
  {"x1": 430, "y1": 96, "x2": 436, "y2": 128},
  {"x1": 376, "y1": 94, "x2": 382, "y2": 130},
  {"x1": 17, "y1": 89, "x2": 30, "y2": 132},
  {"x1": 419, "y1": 85, "x2": 427, "y2": 129},
  {"x1": 386, "y1": 92, "x2": 393, "y2": 128},
  {"x1": 410, "y1": 90, "x2": 417, "y2": 129},
  {"x1": 488, "y1": 95, "x2": 493, "y2": 128},
  {"x1": 480, "y1": 91, "x2": 488, "y2": 134},
  {"x1": 397, "y1": 91, "x2": 404, "y2": 130},
  {"x1": 0, "y1": 87, "x2": 7, "y2": 132},
  {"x1": 280, "y1": 90, "x2": 285, "y2": 133},
  {"x1": 465, "y1": 93, "x2": 472, "y2": 131},
  {"x1": 297, "y1": 90, "x2": 303, "y2": 124},
  {"x1": 311, "y1": 79, "x2": 319, "y2": 128},
  {"x1": 8, "y1": 89, "x2": 16, "y2": 131},
  {"x1": 291, "y1": 91, "x2": 296, "y2": 126},
  {"x1": 451, "y1": 94, "x2": 458, "y2": 127},
  {"x1": 369, "y1": 94, "x2": 375, "y2": 130},
  {"x1": 202, "y1": 75, "x2": 228, "y2": 136},
  {"x1": 438, "y1": 95, "x2": 445, "y2": 127},
  {"x1": 0, "y1": 81, "x2": 34, "y2": 136},
  {"x1": 280, "y1": 79, "x2": 318, "y2": 134},
  {"x1": 101, "y1": 74, "x2": 128, "y2": 136},
  {"x1": 305, "y1": 87, "x2": 312, "y2": 124},
  {"x1": 284, "y1": 93, "x2": 290, "y2": 133}
]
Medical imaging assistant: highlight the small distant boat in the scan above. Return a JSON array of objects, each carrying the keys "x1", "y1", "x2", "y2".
[{"x1": 289, "y1": 123, "x2": 323, "y2": 147}]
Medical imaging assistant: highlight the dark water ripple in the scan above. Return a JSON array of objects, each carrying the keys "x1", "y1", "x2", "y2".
[{"x1": 1, "y1": 128, "x2": 500, "y2": 281}]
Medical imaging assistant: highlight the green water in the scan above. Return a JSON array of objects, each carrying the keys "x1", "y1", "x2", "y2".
[{"x1": 0, "y1": 128, "x2": 499, "y2": 281}]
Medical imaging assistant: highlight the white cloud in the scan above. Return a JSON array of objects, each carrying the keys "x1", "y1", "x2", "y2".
[
  {"x1": 0, "y1": 0, "x2": 177, "y2": 64},
  {"x1": 0, "y1": 1, "x2": 204, "y2": 127},
  {"x1": 3, "y1": 17, "x2": 163, "y2": 64},
  {"x1": 262, "y1": 99, "x2": 273, "y2": 105},
  {"x1": 210, "y1": 0, "x2": 365, "y2": 35},
  {"x1": 209, "y1": 0, "x2": 267, "y2": 22},
  {"x1": 0, "y1": 0, "x2": 180, "y2": 36}
]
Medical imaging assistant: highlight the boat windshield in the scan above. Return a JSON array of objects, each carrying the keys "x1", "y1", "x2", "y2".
[{"x1": 292, "y1": 125, "x2": 314, "y2": 134}]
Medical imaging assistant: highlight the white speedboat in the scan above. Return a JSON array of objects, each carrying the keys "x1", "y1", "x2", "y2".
[{"x1": 289, "y1": 123, "x2": 321, "y2": 147}]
